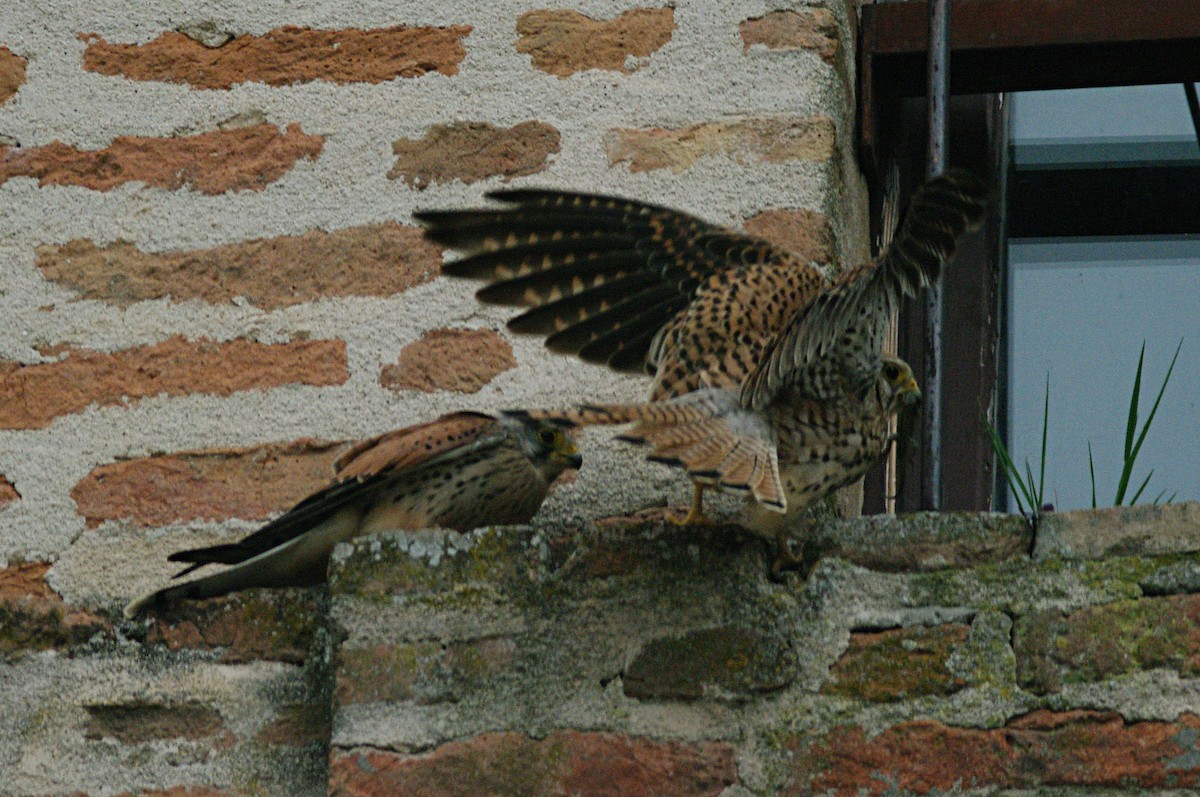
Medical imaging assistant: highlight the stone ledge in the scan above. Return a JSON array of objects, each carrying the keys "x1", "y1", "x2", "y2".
[{"x1": 1034, "y1": 501, "x2": 1200, "y2": 561}]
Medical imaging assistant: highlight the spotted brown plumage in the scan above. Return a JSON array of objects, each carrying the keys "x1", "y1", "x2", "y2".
[
  {"x1": 421, "y1": 171, "x2": 987, "y2": 563},
  {"x1": 124, "y1": 412, "x2": 581, "y2": 617},
  {"x1": 417, "y1": 190, "x2": 827, "y2": 400}
]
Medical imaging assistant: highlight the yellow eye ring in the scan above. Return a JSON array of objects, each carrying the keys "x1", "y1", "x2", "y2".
[{"x1": 538, "y1": 428, "x2": 558, "y2": 446}]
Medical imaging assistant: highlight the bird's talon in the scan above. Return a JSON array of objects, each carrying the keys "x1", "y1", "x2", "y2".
[
  {"x1": 769, "y1": 531, "x2": 806, "y2": 580},
  {"x1": 667, "y1": 484, "x2": 713, "y2": 526},
  {"x1": 668, "y1": 506, "x2": 716, "y2": 526}
]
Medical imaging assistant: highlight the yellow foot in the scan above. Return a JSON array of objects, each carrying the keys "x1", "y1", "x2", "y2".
[
  {"x1": 668, "y1": 505, "x2": 716, "y2": 526},
  {"x1": 769, "y1": 530, "x2": 807, "y2": 580},
  {"x1": 668, "y1": 484, "x2": 713, "y2": 526}
]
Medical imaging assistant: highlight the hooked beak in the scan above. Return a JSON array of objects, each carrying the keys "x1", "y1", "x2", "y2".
[
  {"x1": 901, "y1": 376, "x2": 921, "y2": 406},
  {"x1": 557, "y1": 442, "x2": 583, "y2": 470}
]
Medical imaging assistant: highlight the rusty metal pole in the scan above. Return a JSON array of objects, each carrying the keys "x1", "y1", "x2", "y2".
[{"x1": 922, "y1": 0, "x2": 951, "y2": 509}]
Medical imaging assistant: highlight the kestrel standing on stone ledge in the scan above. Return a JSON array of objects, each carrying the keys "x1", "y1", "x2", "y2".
[
  {"x1": 418, "y1": 171, "x2": 987, "y2": 568},
  {"x1": 124, "y1": 411, "x2": 581, "y2": 616}
]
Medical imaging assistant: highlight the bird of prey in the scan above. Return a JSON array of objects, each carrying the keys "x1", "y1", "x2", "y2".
[
  {"x1": 124, "y1": 411, "x2": 581, "y2": 617},
  {"x1": 417, "y1": 171, "x2": 987, "y2": 566}
]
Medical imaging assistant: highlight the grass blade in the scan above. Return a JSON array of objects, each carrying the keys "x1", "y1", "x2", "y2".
[
  {"x1": 1115, "y1": 343, "x2": 1146, "y2": 504},
  {"x1": 1088, "y1": 441, "x2": 1097, "y2": 509},
  {"x1": 1122, "y1": 339, "x2": 1183, "y2": 504},
  {"x1": 1038, "y1": 376, "x2": 1049, "y2": 508},
  {"x1": 1023, "y1": 460, "x2": 1040, "y2": 511},
  {"x1": 1129, "y1": 469, "x2": 1155, "y2": 505},
  {"x1": 985, "y1": 419, "x2": 1029, "y2": 515}
]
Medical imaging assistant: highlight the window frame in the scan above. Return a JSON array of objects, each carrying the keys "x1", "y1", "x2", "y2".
[{"x1": 856, "y1": 0, "x2": 1200, "y2": 513}]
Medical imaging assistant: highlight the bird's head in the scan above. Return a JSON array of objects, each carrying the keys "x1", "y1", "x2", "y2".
[
  {"x1": 507, "y1": 414, "x2": 583, "y2": 480},
  {"x1": 879, "y1": 355, "x2": 921, "y2": 412}
]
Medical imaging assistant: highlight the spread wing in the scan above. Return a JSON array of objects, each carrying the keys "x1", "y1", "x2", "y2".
[
  {"x1": 740, "y1": 170, "x2": 989, "y2": 410},
  {"x1": 166, "y1": 412, "x2": 501, "y2": 575},
  {"x1": 417, "y1": 190, "x2": 829, "y2": 400}
]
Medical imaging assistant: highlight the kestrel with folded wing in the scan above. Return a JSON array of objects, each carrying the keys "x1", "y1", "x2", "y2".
[
  {"x1": 417, "y1": 171, "x2": 988, "y2": 568},
  {"x1": 125, "y1": 411, "x2": 581, "y2": 616}
]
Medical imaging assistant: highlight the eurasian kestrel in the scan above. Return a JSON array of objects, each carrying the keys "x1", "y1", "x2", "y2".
[
  {"x1": 124, "y1": 411, "x2": 581, "y2": 616},
  {"x1": 418, "y1": 171, "x2": 987, "y2": 566}
]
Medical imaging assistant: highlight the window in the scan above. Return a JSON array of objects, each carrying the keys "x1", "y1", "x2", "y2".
[
  {"x1": 1003, "y1": 86, "x2": 1200, "y2": 511},
  {"x1": 857, "y1": 0, "x2": 1200, "y2": 514}
]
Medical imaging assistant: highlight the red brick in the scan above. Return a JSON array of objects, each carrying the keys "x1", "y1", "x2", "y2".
[
  {"x1": 0, "y1": 561, "x2": 56, "y2": 601},
  {"x1": 605, "y1": 115, "x2": 835, "y2": 173},
  {"x1": 743, "y1": 207, "x2": 833, "y2": 265},
  {"x1": 0, "y1": 46, "x2": 26, "y2": 104},
  {"x1": 380, "y1": 328, "x2": 516, "y2": 394},
  {"x1": 143, "y1": 588, "x2": 322, "y2": 664},
  {"x1": 389, "y1": 121, "x2": 559, "y2": 189},
  {"x1": 740, "y1": 9, "x2": 839, "y2": 63},
  {"x1": 0, "y1": 123, "x2": 323, "y2": 194},
  {"x1": 0, "y1": 336, "x2": 347, "y2": 430},
  {"x1": 329, "y1": 731, "x2": 737, "y2": 797},
  {"x1": 784, "y1": 711, "x2": 1200, "y2": 795},
  {"x1": 81, "y1": 25, "x2": 470, "y2": 89},
  {"x1": 0, "y1": 562, "x2": 113, "y2": 655},
  {"x1": 822, "y1": 624, "x2": 969, "y2": 701},
  {"x1": 72, "y1": 438, "x2": 345, "y2": 527},
  {"x1": 36, "y1": 223, "x2": 441, "y2": 310},
  {"x1": 0, "y1": 475, "x2": 18, "y2": 508},
  {"x1": 516, "y1": 8, "x2": 674, "y2": 77}
]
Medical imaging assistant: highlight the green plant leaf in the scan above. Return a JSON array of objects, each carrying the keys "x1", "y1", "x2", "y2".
[
  {"x1": 1129, "y1": 469, "x2": 1155, "y2": 505},
  {"x1": 985, "y1": 418, "x2": 1029, "y2": 516},
  {"x1": 1088, "y1": 441, "x2": 1097, "y2": 509},
  {"x1": 1038, "y1": 375, "x2": 1049, "y2": 508},
  {"x1": 1115, "y1": 339, "x2": 1182, "y2": 505}
]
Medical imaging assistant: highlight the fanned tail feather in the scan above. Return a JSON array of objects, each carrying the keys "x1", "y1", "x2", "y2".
[{"x1": 885, "y1": 169, "x2": 989, "y2": 296}]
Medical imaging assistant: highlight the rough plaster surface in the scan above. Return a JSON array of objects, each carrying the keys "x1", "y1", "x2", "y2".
[
  {"x1": 0, "y1": 649, "x2": 326, "y2": 796},
  {"x1": 0, "y1": 0, "x2": 862, "y2": 600}
]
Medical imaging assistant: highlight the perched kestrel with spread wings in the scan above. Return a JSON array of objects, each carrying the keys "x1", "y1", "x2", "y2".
[
  {"x1": 417, "y1": 171, "x2": 987, "y2": 568},
  {"x1": 124, "y1": 411, "x2": 581, "y2": 616}
]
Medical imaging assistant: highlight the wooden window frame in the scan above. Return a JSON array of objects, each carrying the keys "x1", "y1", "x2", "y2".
[{"x1": 857, "y1": 0, "x2": 1200, "y2": 513}]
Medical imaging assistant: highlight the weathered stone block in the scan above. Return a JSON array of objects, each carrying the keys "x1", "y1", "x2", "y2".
[
  {"x1": 821, "y1": 623, "x2": 969, "y2": 702},
  {"x1": 624, "y1": 625, "x2": 793, "y2": 700},
  {"x1": 1014, "y1": 594, "x2": 1200, "y2": 694},
  {"x1": 817, "y1": 511, "x2": 1031, "y2": 572},
  {"x1": 140, "y1": 587, "x2": 324, "y2": 664},
  {"x1": 1034, "y1": 501, "x2": 1200, "y2": 561}
]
